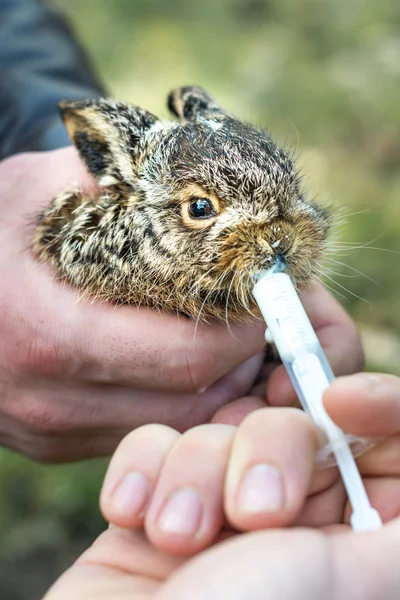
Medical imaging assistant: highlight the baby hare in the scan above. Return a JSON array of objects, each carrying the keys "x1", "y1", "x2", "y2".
[{"x1": 33, "y1": 86, "x2": 330, "y2": 322}]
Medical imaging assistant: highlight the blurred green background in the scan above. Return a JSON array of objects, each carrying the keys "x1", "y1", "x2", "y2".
[{"x1": 1, "y1": 0, "x2": 399, "y2": 597}]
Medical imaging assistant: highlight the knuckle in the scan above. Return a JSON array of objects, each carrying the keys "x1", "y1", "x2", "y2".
[
  {"x1": 23, "y1": 403, "x2": 56, "y2": 435},
  {"x1": 9, "y1": 394, "x2": 70, "y2": 436},
  {"x1": 0, "y1": 304, "x2": 71, "y2": 382},
  {"x1": 11, "y1": 337, "x2": 68, "y2": 380}
]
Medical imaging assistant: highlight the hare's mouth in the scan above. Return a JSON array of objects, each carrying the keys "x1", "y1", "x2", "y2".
[{"x1": 254, "y1": 259, "x2": 286, "y2": 284}]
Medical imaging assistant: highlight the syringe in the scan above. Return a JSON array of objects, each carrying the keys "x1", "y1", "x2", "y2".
[{"x1": 253, "y1": 271, "x2": 382, "y2": 533}]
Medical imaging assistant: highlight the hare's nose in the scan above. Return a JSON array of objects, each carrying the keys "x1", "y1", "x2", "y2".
[
  {"x1": 264, "y1": 220, "x2": 294, "y2": 262},
  {"x1": 271, "y1": 239, "x2": 282, "y2": 250},
  {"x1": 270, "y1": 231, "x2": 293, "y2": 255}
]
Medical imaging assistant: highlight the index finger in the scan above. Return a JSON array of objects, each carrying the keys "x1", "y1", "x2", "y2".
[{"x1": 72, "y1": 301, "x2": 266, "y2": 392}]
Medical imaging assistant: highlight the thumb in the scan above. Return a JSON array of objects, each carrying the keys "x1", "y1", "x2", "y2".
[
  {"x1": 43, "y1": 526, "x2": 184, "y2": 600},
  {"x1": 158, "y1": 520, "x2": 400, "y2": 599}
]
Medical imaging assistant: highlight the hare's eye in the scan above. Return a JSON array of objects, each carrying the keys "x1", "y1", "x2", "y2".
[{"x1": 188, "y1": 197, "x2": 215, "y2": 219}]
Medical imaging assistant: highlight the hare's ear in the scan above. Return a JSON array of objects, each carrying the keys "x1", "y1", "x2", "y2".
[
  {"x1": 167, "y1": 86, "x2": 227, "y2": 122},
  {"x1": 58, "y1": 99, "x2": 159, "y2": 185}
]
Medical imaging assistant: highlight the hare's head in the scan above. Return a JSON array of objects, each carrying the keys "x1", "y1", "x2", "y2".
[{"x1": 59, "y1": 87, "x2": 330, "y2": 319}]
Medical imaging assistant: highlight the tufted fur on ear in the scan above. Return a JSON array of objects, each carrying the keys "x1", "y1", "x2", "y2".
[
  {"x1": 58, "y1": 98, "x2": 159, "y2": 186},
  {"x1": 167, "y1": 85, "x2": 228, "y2": 123}
]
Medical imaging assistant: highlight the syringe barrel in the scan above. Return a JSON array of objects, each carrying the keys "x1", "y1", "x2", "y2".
[
  {"x1": 283, "y1": 349, "x2": 334, "y2": 426},
  {"x1": 253, "y1": 273, "x2": 372, "y2": 466},
  {"x1": 253, "y1": 272, "x2": 382, "y2": 529}
]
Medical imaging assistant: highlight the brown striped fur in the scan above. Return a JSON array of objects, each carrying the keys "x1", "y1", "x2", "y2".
[{"x1": 32, "y1": 86, "x2": 331, "y2": 322}]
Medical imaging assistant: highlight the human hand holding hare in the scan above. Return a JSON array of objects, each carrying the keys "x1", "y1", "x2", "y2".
[{"x1": 0, "y1": 88, "x2": 362, "y2": 462}]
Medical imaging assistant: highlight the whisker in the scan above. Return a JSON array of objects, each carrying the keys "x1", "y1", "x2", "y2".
[
  {"x1": 192, "y1": 271, "x2": 226, "y2": 341},
  {"x1": 318, "y1": 271, "x2": 371, "y2": 306},
  {"x1": 187, "y1": 266, "x2": 216, "y2": 297},
  {"x1": 325, "y1": 258, "x2": 382, "y2": 288},
  {"x1": 288, "y1": 119, "x2": 300, "y2": 152},
  {"x1": 322, "y1": 266, "x2": 358, "y2": 279},
  {"x1": 238, "y1": 273, "x2": 255, "y2": 319},
  {"x1": 337, "y1": 208, "x2": 373, "y2": 218},
  {"x1": 225, "y1": 273, "x2": 236, "y2": 337},
  {"x1": 347, "y1": 246, "x2": 400, "y2": 254},
  {"x1": 312, "y1": 274, "x2": 349, "y2": 302},
  {"x1": 327, "y1": 231, "x2": 388, "y2": 250}
]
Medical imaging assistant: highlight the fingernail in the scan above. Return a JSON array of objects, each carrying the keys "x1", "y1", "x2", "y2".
[
  {"x1": 158, "y1": 487, "x2": 203, "y2": 535},
  {"x1": 237, "y1": 464, "x2": 284, "y2": 513},
  {"x1": 112, "y1": 472, "x2": 149, "y2": 516}
]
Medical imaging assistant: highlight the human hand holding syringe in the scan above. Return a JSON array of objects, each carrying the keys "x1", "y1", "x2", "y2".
[{"x1": 45, "y1": 369, "x2": 400, "y2": 600}]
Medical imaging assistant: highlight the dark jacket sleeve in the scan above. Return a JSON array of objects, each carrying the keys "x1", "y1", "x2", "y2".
[{"x1": 0, "y1": 0, "x2": 106, "y2": 159}]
